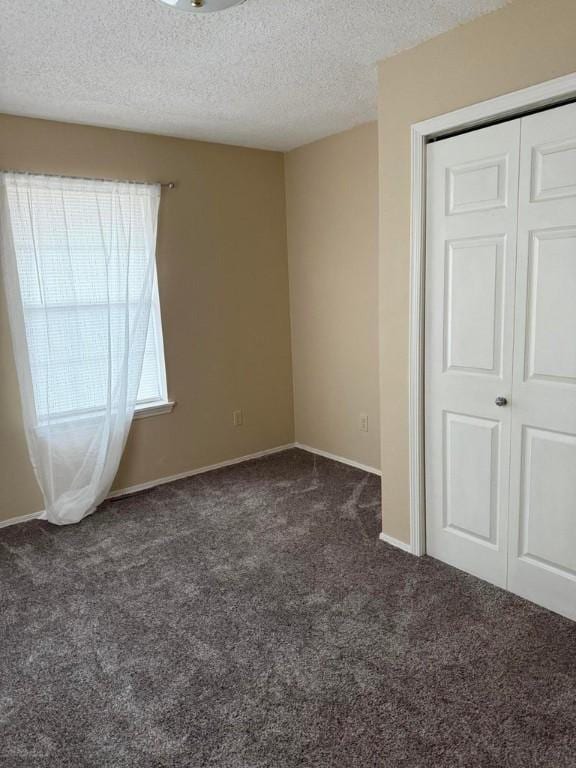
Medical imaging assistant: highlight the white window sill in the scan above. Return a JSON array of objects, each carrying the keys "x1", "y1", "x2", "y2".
[{"x1": 133, "y1": 400, "x2": 176, "y2": 420}]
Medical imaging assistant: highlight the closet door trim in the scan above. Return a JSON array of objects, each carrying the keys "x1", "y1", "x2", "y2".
[{"x1": 405, "y1": 71, "x2": 576, "y2": 557}]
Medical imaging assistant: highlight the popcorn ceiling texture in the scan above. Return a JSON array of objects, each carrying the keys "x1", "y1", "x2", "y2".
[{"x1": 0, "y1": 0, "x2": 508, "y2": 150}]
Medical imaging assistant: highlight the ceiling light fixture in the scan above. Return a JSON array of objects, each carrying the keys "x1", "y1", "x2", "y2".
[{"x1": 157, "y1": 0, "x2": 247, "y2": 12}]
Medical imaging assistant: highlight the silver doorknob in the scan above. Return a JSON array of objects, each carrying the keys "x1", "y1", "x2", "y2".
[{"x1": 495, "y1": 396, "x2": 508, "y2": 407}]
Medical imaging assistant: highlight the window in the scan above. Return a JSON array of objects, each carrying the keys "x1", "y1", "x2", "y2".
[
  {"x1": 5, "y1": 175, "x2": 170, "y2": 421},
  {"x1": 134, "y1": 277, "x2": 169, "y2": 411}
]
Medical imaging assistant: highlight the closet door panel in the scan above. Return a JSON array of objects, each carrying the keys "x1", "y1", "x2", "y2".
[
  {"x1": 507, "y1": 101, "x2": 576, "y2": 621},
  {"x1": 425, "y1": 121, "x2": 520, "y2": 587}
]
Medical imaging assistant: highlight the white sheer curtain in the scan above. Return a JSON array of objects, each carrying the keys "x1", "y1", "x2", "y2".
[{"x1": 0, "y1": 173, "x2": 161, "y2": 525}]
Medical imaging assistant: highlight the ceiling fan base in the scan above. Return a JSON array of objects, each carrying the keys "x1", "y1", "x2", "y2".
[{"x1": 157, "y1": 0, "x2": 247, "y2": 13}]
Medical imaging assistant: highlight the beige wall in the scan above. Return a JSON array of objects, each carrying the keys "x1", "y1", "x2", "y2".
[
  {"x1": 0, "y1": 114, "x2": 294, "y2": 522},
  {"x1": 285, "y1": 123, "x2": 380, "y2": 470},
  {"x1": 378, "y1": 0, "x2": 576, "y2": 543}
]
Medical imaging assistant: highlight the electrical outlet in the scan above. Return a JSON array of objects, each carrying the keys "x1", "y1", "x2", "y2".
[
  {"x1": 233, "y1": 409, "x2": 243, "y2": 427},
  {"x1": 359, "y1": 413, "x2": 368, "y2": 432}
]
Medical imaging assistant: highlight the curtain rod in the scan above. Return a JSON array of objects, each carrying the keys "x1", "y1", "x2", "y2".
[{"x1": 0, "y1": 169, "x2": 176, "y2": 189}]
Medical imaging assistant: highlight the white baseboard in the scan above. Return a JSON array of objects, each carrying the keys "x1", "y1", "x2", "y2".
[
  {"x1": 294, "y1": 443, "x2": 381, "y2": 476},
  {"x1": 0, "y1": 443, "x2": 296, "y2": 530},
  {"x1": 378, "y1": 531, "x2": 413, "y2": 554},
  {"x1": 108, "y1": 443, "x2": 296, "y2": 500},
  {"x1": 0, "y1": 510, "x2": 45, "y2": 529},
  {"x1": 0, "y1": 441, "x2": 381, "y2": 531}
]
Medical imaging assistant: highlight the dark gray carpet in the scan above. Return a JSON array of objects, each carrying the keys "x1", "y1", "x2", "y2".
[{"x1": 1, "y1": 448, "x2": 575, "y2": 768}]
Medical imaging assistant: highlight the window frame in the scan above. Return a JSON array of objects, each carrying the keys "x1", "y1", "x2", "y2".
[
  {"x1": 31, "y1": 271, "x2": 174, "y2": 426},
  {"x1": 133, "y1": 268, "x2": 174, "y2": 420},
  {"x1": 5, "y1": 173, "x2": 174, "y2": 424}
]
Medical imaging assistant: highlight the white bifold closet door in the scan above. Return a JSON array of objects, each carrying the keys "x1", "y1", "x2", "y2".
[
  {"x1": 507, "y1": 103, "x2": 576, "y2": 620},
  {"x1": 425, "y1": 120, "x2": 520, "y2": 590},
  {"x1": 426, "y1": 101, "x2": 576, "y2": 621}
]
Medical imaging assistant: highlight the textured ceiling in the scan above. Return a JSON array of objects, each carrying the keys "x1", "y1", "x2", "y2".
[{"x1": 0, "y1": 0, "x2": 508, "y2": 151}]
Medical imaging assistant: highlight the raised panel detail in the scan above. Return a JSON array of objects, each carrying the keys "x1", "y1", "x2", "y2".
[
  {"x1": 519, "y1": 427, "x2": 576, "y2": 578},
  {"x1": 525, "y1": 228, "x2": 576, "y2": 385},
  {"x1": 531, "y1": 139, "x2": 576, "y2": 202},
  {"x1": 444, "y1": 236, "x2": 504, "y2": 375},
  {"x1": 447, "y1": 155, "x2": 508, "y2": 214},
  {"x1": 443, "y1": 412, "x2": 499, "y2": 546}
]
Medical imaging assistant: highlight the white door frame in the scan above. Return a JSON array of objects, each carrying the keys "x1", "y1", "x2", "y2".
[{"x1": 408, "y1": 71, "x2": 576, "y2": 556}]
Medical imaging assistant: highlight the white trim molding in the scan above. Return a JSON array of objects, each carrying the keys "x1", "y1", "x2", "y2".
[
  {"x1": 108, "y1": 443, "x2": 296, "y2": 499},
  {"x1": 0, "y1": 442, "x2": 383, "y2": 531},
  {"x1": 133, "y1": 399, "x2": 176, "y2": 420},
  {"x1": 0, "y1": 510, "x2": 45, "y2": 529},
  {"x1": 111, "y1": 444, "x2": 382, "y2": 502},
  {"x1": 294, "y1": 443, "x2": 381, "y2": 476},
  {"x1": 1, "y1": 444, "x2": 296, "y2": 530},
  {"x1": 378, "y1": 531, "x2": 412, "y2": 554},
  {"x1": 408, "y1": 71, "x2": 576, "y2": 558}
]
